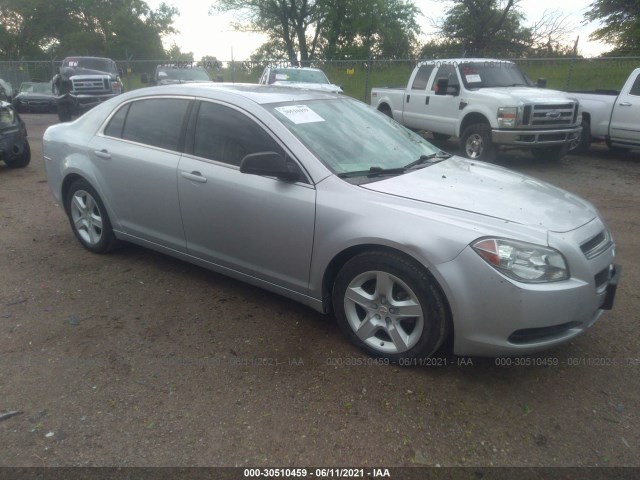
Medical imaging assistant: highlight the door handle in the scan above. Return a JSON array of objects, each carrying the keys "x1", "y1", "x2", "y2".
[
  {"x1": 619, "y1": 102, "x2": 632, "y2": 107},
  {"x1": 181, "y1": 171, "x2": 207, "y2": 183},
  {"x1": 93, "y1": 149, "x2": 111, "y2": 159},
  {"x1": 425, "y1": 96, "x2": 430, "y2": 105}
]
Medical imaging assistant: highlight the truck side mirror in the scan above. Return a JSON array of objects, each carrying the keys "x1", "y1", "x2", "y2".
[
  {"x1": 537, "y1": 78, "x2": 547, "y2": 88},
  {"x1": 435, "y1": 78, "x2": 449, "y2": 96}
]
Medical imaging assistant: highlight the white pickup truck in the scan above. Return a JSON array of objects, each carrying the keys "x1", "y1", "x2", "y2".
[
  {"x1": 371, "y1": 58, "x2": 582, "y2": 161},
  {"x1": 569, "y1": 68, "x2": 640, "y2": 153}
]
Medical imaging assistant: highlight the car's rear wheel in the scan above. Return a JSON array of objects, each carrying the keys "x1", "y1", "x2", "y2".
[
  {"x1": 4, "y1": 140, "x2": 31, "y2": 168},
  {"x1": 66, "y1": 179, "x2": 119, "y2": 253},
  {"x1": 332, "y1": 251, "x2": 449, "y2": 362}
]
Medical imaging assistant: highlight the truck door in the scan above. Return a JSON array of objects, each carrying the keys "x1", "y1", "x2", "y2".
[
  {"x1": 401, "y1": 64, "x2": 435, "y2": 130},
  {"x1": 609, "y1": 71, "x2": 640, "y2": 147},
  {"x1": 420, "y1": 64, "x2": 461, "y2": 137}
]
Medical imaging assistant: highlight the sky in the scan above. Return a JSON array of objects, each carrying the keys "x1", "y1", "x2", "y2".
[{"x1": 146, "y1": 0, "x2": 610, "y2": 61}]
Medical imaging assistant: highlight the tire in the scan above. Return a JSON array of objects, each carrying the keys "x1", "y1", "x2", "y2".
[
  {"x1": 4, "y1": 140, "x2": 31, "y2": 169},
  {"x1": 569, "y1": 119, "x2": 591, "y2": 153},
  {"x1": 58, "y1": 104, "x2": 73, "y2": 122},
  {"x1": 460, "y1": 123, "x2": 495, "y2": 162},
  {"x1": 332, "y1": 250, "x2": 449, "y2": 362},
  {"x1": 66, "y1": 179, "x2": 119, "y2": 253},
  {"x1": 531, "y1": 145, "x2": 568, "y2": 161},
  {"x1": 378, "y1": 105, "x2": 393, "y2": 119}
]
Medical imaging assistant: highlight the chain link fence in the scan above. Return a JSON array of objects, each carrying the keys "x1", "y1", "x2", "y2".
[{"x1": 1, "y1": 57, "x2": 638, "y2": 102}]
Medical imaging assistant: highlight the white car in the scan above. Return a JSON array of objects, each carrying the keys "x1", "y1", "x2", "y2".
[
  {"x1": 43, "y1": 83, "x2": 619, "y2": 361},
  {"x1": 259, "y1": 66, "x2": 342, "y2": 93}
]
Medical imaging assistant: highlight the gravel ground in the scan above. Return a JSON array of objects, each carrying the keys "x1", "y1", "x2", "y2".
[{"x1": 0, "y1": 113, "x2": 638, "y2": 467}]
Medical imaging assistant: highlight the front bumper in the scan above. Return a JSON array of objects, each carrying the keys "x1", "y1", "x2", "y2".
[
  {"x1": 492, "y1": 126, "x2": 582, "y2": 147},
  {"x1": 434, "y1": 218, "x2": 619, "y2": 357}
]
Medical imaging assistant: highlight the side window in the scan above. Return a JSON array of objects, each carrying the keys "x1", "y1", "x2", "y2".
[
  {"x1": 411, "y1": 65, "x2": 435, "y2": 91},
  {"x1": 629, "y1": 75, "x2": 640, "y2": 96},
  {"x1": 431, "y1": 65, "x2": 459, "y2": 91},
  {"x1": 193, "y1": 102, "x2": 283, "y2": 166},
  {"x1": 104, "y1": 103, "x2": 130, "y2": 138},
  {"x1": 121, "y1": 98, "x2": 190, "y2": 151}
]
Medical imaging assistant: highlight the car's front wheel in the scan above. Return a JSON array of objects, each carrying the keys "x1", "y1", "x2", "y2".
[
  {"x1": 66, "y1": 179, "x2": 119, "y2": 253},
  {"x1": 4, "y1": 140, "x2": 31, "y2": 168},
  {"x1": 332, "y1": 251, "x2": 449, "y2": 362},
  {"x1": 460, "y1": 123, "x2": 495, "y2": 162}
]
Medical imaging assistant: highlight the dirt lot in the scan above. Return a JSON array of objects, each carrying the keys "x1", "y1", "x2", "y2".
[{"x1": 0, "y1": 113, "x2": 638, "y2": 468}]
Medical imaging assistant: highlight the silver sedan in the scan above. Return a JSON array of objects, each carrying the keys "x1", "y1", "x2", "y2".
[{"x1": 43, "y1": 84, "x2": 620, "y2": 361}]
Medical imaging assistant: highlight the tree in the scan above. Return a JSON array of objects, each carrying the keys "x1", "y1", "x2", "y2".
[
  {"x1": 212, "y1": 0, "x2": 421, "y2": 64},
  {"x1": 434, "y1": 0, "x2": 531, "y2": 56},
  {"x1": 0, "y1": 0, "x2": 178, "y2": 60},
  {"x1": 584, "y1": 0, "x2": 640, "y2": 55}
]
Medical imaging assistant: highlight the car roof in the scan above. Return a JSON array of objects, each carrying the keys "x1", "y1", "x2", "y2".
[
  {"x1": 418, "y1": 58, "x2": 515, "y2": 66},
  {"x1": 128, "y1": 82, "x2": 340, "y2": 105}
]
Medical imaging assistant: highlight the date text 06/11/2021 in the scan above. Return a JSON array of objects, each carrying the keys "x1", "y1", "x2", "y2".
[{"x1": 243, "y1": 468, "x2": 391, "y2": 478}]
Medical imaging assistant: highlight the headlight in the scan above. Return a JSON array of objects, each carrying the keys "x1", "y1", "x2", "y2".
[
  {"x1": 472, "y1": 238, "x2": 569, "y2": 283},
  {"x1": 497, "y1": 107, "x2": 518, "y2": 128}
]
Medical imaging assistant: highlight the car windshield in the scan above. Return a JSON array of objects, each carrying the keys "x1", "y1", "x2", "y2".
[
  {"x1": 270, "y1": 69, "x2": 330, "y2": 85},
  {"x1": 267, "y1": 98, "x2": 441, "y2": 177},
  {"x1": 458, "y1": 61, "x2": 532, "y2": 88},
  {"x1": 158, "y1": 68, "x2": 210, "y2": 81},
  {"x1": 65, "y1": 58, "x2": 113, "y2": 72},
  {"x1": 21, "y1": 82, "x2": 51, "y2": 94}
]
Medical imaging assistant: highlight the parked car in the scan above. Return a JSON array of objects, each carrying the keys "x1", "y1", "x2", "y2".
[
  {"x1": 12, "y1": 81, "x2": 57, "y2": 113},
  {"x1": 52, "y1": 56, "x2": 124, "y2": 122},
  {"x1": 259, "y1": 66, "x2": 342, "y2": 93},
  {"x1": 569, "y1": 68, "x2": 640, "y2": 152},
  {"x1": 0, "y1": 101, "x2": 31, "y2": 168},
  {"x1": 141, "y1": 64, "x2": 213, "y2": 86},
  {"x1": 43, "y1": 84, "x2": 619, "y2": 361},
  {"x1": 371, "y1": 59, "x2": 582, "y2": 162}
]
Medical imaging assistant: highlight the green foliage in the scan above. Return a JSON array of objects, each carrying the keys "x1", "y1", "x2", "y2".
[
  {"x1": 0, "y1": 0, "x2": 178, "y2": 60},
  {"x1": 584, "y1": 0, "x2": 640, "y2": 55}
]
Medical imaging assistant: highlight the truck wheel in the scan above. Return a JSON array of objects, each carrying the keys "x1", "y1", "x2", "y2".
[
  {"x1": 569, "y1": 119, "x2": 591, "y2": 153},
  {"x1": 378, "y1": 105, "x2": 393, "y2": 119},
  {"x1": 58, "y1": 104, "x2": 73, "y2": 122},
  {"x1": 531, "y1": 145, "x2": 568, "y2": 161},
  {"x1": 460, "y1": 123, "x2": 495, "y2": 162},
  {"x1": 332, "y1": 250, "x2": 449, "y2": 362},
  {"x1": 4, "y1": 140, "x2": 31, "y2": 169}
]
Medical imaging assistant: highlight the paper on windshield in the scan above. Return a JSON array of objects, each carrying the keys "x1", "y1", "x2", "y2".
[
  {"x1": 275, "y1": 74, "x2": 289, "y2": 80},
  {"x1": 465, "y1": 74, "x2": 482, "y2": 83},
  {"x1": 275, "y1": 105, "x2": 325, "y2": 124}
]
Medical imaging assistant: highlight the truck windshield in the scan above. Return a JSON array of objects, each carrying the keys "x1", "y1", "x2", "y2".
[
  {"x1": 458, "y1": 62, "x2": 532, "y2": 88},
  {"x1": 268, "y1": 98, "x2": 440, "y2": 178},
  {"x1": 157, "y1": 68, "x2": 211, "y2": 82},
  {"x1": 269, "y1": 69, "x2": 330, "y2": 85}
]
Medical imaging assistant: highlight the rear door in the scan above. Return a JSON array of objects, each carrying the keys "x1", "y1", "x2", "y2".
[
  {"x1": 609, "y1": 71, "x2": 640, "y2": 147},
  {"x1": 89, "y1": 96, "x2": 191, "y2": 252},
  {"x1": 401, "y1": 64, "x2": 435, "y2": 129}
]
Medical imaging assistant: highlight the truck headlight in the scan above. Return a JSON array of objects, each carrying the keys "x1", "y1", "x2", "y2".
[
  {"x1": 497, "y1": 107, "x2": 518, "y2": 128},
  {"x1": 472, "y1": 238, "x2": 569, "y2": 283}
]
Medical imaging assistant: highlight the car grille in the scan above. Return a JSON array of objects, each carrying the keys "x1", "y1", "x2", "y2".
[
  {"x1": 71, "y1": 77, "x2": 111, "y2": 95},
  {"x1": 27, "y1": 100, "x2": 51, "y2": 107},
  {"x1": 521, "y1": 102, "x2": 578, "y2": 128}
]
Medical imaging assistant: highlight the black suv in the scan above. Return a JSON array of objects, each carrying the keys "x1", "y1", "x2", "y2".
[{"x1": 52, "y1": 56, "x2": 123, "y2": 122}]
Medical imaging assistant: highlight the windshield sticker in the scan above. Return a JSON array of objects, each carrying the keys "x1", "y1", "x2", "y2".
[
  {"x1": 465, "y1": 74, "x2": 482, "y2": 83},
  {"x1": 275, "y1": 105, "x2": 325, "y2": 124},
  {"x1": 275, "y1": 74, "x2": 289, "y2": 80}
]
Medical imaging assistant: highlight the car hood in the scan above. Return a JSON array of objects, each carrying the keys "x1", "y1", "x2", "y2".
[
  {"x1": 271, "y1": 81, "x2": 343, "y2": 93},
  {"x1": 475, "y1": 86, "x2": 578, "y2": 105},
  {"x1": 360, "y1": 156, "x2": 596, "y2": 232},
  {"x1": 67, "y1": 67, "x2": 116, "y2": 79},
  {"x1": 15, "y1": 92, "x2": 54, "y2": 99}
]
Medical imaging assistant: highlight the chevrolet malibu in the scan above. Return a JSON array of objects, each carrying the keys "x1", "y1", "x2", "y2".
[{"x1": 43, "y1": 84, "x2": 620, "y2": 361}]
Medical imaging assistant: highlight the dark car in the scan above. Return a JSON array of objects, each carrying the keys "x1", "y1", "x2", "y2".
[
  {"x1": 13, "y1": 81, "x2": 57, "y2": 113},
  {"x1": 0, "y1": 101, "x2": 30, "y2": 168}
]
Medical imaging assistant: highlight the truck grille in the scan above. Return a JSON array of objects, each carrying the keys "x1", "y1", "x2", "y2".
[
  {"x1": 71, "y1": 77, "x2": 111, "y2": 95},
  {"x1": 521, "y1": 102, "x2": 578, "y2": 128}
]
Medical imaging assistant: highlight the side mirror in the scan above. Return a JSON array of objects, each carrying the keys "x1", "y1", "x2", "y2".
[
  {"x1": 435, "y1": 78, "x2": 449, "y2": 96},
  {"x1": 537, "y1": 77, "x2": 547, "y2": 88},
  {"x1": 141, "y1": 73, "x2": 149, "y2": 84},
  {"x1": 240, "y1": 152, "x2": 299, "y2": 182}
]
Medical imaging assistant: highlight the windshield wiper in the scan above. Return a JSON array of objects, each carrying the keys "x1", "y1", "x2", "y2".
[
  {"x1": 403, "y1": 152, "x2": 451, "y2": 169},
  {"x1": 337, "y1": 166, "x2": 408, "y2": 179}
]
